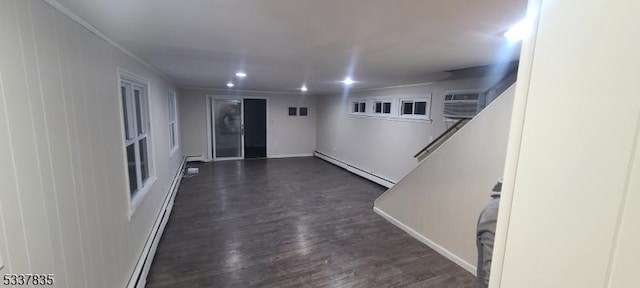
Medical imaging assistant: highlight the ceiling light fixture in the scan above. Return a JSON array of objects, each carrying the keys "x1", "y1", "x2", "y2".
[
  {"x1": 342, "y1": 77, "x2": 355, "y2": 86},
  {"x1": 235, "y1": 72, "x2": 247, "y2": 78},
  {"x1": 301, "y1": 85, "x2": 308, "y2": 92},
  {"x1": 226, "y1": 82, "x2": 234, "y2": 88},
  {"x1": 503, "y1": 18, "x2": 530, "y2": 42}
]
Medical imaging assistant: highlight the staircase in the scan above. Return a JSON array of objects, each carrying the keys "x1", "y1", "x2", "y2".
[{"x1": 373, "y1": 82, "x2": 517, "y2": 274}]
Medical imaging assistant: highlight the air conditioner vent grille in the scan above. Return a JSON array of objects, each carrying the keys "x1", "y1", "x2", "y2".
[{"x1": 443, "y1": 92, "x2": 482, "y2": 118}]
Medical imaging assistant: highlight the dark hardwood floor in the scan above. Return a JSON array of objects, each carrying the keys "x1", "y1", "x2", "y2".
[{"x1": 146, "y1": 157, "x2": 478, "y2": 288}]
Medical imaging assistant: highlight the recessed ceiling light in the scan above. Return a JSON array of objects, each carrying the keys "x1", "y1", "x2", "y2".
[
  {"x1": 235, "y1": 72, "x2": 247, "y2": 78},
  {"x1": 504, "y1": 19, "x2": 529, "y2": 42},
  {"x1": 226, "y1": 82, "x2": 234, "y2": 88},
  {"x1": 301, "y1": 85, "x2": 308, "y2": 92},
  {"x1": 343, "y1": 77, "x2": 355, "y2": 85}
]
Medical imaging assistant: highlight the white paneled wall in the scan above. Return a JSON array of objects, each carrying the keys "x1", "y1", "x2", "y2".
[
  {"x1": 0, "y1": 0, "x2": 182, "y2": 287},
  {"x1": 492, "y1": 0, "x2": 640, "y2": 287},
  {"x1": 316, "y1": 77, "x2": 502, "y2": 182},
  {"x1": 179, "y1": 88, "x2": 317, "y2": 160}
]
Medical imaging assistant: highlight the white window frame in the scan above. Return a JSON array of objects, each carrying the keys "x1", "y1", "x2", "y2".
[
  {"x1": 119, "y1": 70, "x2": 156, "y2": 218},
  {"x1": 399, "y1": 98, "x2": 431, "y2": 120},
  {"x1": 168, "y1": 91, "x2": 179, "y2": 155},
  {"x1": 373, "y1": 100, "x2": 393, "y2": 115},
  {"x1": 347, "y1": 94, "x2": 432, "y2": 123},
  {"x1": 350, "y1": 100, "x2": 368, "y2": 114}
]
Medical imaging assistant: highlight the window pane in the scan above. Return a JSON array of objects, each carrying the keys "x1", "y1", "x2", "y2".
[
  {"x1": 126, "y1": 144, "x2": 137, "y2": 195},
  {"x1": 172, "y1": 100, "x2": 176, "y2": 120},
  {"x1": 383, "y1": 102, "x2": 391, "y2": 114},
  {"x1": 171, "y1": 95, "x2": 176, "y2": 121},
  {"x1": 415, "y1": 102, "x2": 427, "y2": 115},
  {"x1": 170, "y1": 124, "x2": 176, "y2": 149},
  {"x1": 168, "y1": 94, "x2": 176, "y2": 121},
  {"x1": 359, "y1": 102, "x2": 366, "y2": 113},
  {"x1": 375, "y1": 102, "x2": 382, "y2": 113},
  {"x1": 402, "y1": 102, "x2": 413, "y2": 115},
  {"x1": 121, "y1": 86, "x2": 131, "y2": 140},
  {"x1": 134, "y1": 89, "x2": 143, "y2": 135},
  {"x1": 140, "y1": 138, "x2": 149, "y2": 183},
  {"x1": 353, "y1": 103, "x2": 359, "y2": 113}
]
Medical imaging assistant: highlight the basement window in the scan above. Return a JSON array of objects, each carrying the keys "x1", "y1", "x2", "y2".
[
  {"x1": 374, "y1": 101, "x2": 392, "y2": 114},
  {"x1": 348, "y1": 95, "x2": 431, "y2": 122},
  {"x1": 400, "y1": 98, "x2": 431, "y2": 119},
  {"x1": 351, "y1": 101, "x2": 367, "y2": 114}
]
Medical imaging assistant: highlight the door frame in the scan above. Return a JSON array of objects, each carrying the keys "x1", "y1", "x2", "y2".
[{"x1": 206, "y1": 95, "x2": 269, "y2": 161}]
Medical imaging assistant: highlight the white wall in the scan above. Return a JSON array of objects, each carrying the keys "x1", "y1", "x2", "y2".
[
  {"x1": 492, "y1": 0, "x2": 640, "y2": 287},
  {"x1": 374, "y1": 85, "x2": 516, "y2": 273},
  {"x1": 179, "y1": 88, "x2": 317, "y2": 159},
  {"x1": 316, "y1": 77, "x2": 502, "y2": 182},
  {"x1": 0, "y1": 1, "x2": 182, "y2": 287}
]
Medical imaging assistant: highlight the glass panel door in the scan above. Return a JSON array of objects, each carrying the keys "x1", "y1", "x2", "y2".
[{"x1": 212, "y1": 98, "x2": 243, "y2": 159}]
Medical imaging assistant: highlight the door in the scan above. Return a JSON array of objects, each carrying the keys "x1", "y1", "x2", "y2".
[
  {"x1": 243, "y1": 99, "x2": 267, "y2": 158},
  {"x1": 212, "y1": 98, "x2": 243, "y2": 160}
]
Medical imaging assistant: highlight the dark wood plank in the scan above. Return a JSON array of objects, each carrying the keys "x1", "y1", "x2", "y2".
[{"x1": 146, "y1": 157, "x2": 478, "y2": 288}]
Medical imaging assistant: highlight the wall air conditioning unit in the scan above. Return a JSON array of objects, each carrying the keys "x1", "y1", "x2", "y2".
[{"x1": 443, "y1": 91, "x2": 484, "y2": 119}]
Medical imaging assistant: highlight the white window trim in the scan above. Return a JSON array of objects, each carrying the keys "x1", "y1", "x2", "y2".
[
  {"x1": 373, "y1": 100, "x2": 393, "y2": 115},
  {"x1": 399, "y1": 98, "x2": 431, "y2": 120},
  {"x1": 347, "y1": 95, "x2": 432, "y2": 123},
  {"x1": 118, "y1": 69, "x2": 155, "y2": 219},
  {"x1": 350, "y1": 100, "x2": 368, "y2": 114},
  {"x1": 168, "y1": 91, "x2": 179, "y2": 155},
  {"x1": 130, "y1": 176, "x2": 157, "y2": 216}
]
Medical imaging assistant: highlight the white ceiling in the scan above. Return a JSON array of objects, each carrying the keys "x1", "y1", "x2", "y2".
[{"x1": 55, "y1": 0, "x2": 527, "y2": 94}]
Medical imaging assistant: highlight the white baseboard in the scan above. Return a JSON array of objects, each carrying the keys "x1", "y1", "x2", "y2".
[
  {"x1": 127, "y1": 157, "x2": 187, "y2": 288},
  {"x1": 314, "y1": 152, "x2": 395, "y2": 188},
  {"x1": 268, "y1": 153, "x2": 314, "y2": 159},
  {"x1": 188, "y1": 154, "x2": 314, "y2": 161},
  {"x1": 373, "y1": 206, "x2": 477, "y2": 276},
  {"x1": 186, "y1": 155, "x2": 210, "y2": 162}
]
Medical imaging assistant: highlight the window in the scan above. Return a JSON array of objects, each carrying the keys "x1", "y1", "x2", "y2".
[
  {"x1": 383, "y1": 102, "x2": 391, "y2": 114},
  {"x1": 121, "y1": 78, "x2": 152, "y2": 203},
  {"x1": 299, "y1": 107, "x2": 308, "y2": 116},
  {"x1": 168, "y1": 91, "x2": 178, "y2": 153},
  {"x1": 348, "y1": 95, "x2": 431, "y2": 122},
  {"x1": 352, "y1": 101, "x2": 367, "y2": 113},
  {"x1": 288, "y1": 107, "x2": 297, "y2": 116},
  {"x1": 374, "y1": 101, "x2": 392, "y2": 114},
  {"x1": 400, "y1": 98, "x2": 431, "y2": 119}
]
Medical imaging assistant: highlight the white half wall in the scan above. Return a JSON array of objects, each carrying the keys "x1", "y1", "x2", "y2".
[
  {"x1": 374, "y1": 85, "x2": 516, "y2": 274},
  {"x1": 316, "y1": 77, "x2": 503, "y2": 183},
  {"x1": 179, "y1": 88, "x2": 317, "y2": 159},
  {"x1": 0, "y1": 1, "x2": 182, "y2": 287}
]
